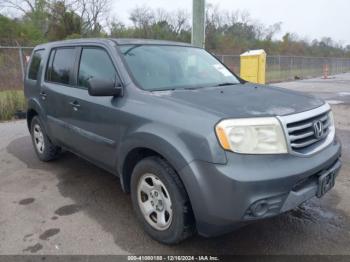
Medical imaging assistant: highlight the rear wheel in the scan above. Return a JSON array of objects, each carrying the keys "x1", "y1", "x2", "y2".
[
  {"x1": 30, "y1": 116, "x2": 61, "y2": 161},
  {"x1": 130, "y1": 156, "x2": 195, "y2": 244}
]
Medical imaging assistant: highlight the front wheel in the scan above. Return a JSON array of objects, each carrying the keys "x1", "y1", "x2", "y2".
[{"x1": 130, "y1": 156, "x2": 195, "y2": 244}]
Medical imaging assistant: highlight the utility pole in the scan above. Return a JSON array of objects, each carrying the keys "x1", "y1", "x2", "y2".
[{"x1": 192, "y1": 0, "x2": 205, "y2": 48}]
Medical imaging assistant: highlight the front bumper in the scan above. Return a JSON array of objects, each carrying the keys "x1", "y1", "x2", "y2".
[{"x1": 179, "y1": 138, "x2": 342, "y2": 237}]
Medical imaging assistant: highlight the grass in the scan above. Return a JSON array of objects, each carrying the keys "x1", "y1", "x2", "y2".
[
  {"x1": 266, "y1": 66, "x2": 350, "y2": 83},
  {"x1": 0, "y1": 90, "x2": 26, "y2": 121}
]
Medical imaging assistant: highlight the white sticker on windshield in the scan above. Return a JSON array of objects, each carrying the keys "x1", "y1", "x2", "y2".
[{"x1": 213, "y1": 64, "x2": 231, "y2": 77}]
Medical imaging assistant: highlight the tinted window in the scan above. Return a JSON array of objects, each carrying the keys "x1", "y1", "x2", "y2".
[
  {"x1": 28, "y1": 50, "x2": 44, "y2": 80},
  {"x1": 46, "y1": 48, "x2": 76, "y2": 85},
  {"x1": 78, "y1": 48, "x2": 116, "y2": 89}
]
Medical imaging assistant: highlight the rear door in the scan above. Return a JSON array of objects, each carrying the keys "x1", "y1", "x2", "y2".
[{"x1": 41, "y1": 47, "x2": 80, "y2": 145}]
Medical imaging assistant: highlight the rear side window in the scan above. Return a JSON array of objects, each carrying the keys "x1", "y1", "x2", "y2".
[
  {"x1": 78, "y1": 48, "x2": 116, "y2": 89},
  {"x1": 28, "y1": 50, "x2": 44, "y2": 80},
  {"x1": 46, "y1": 48, "x2": 76, "y2": 85}
]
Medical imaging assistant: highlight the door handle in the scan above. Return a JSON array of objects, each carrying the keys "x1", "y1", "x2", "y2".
[
  {"x1": 69, "y1": 101, "x2": 81, "y2": 111},
  {"x1": 40, "y1": 91, "x2": 47, "y2": 100}
]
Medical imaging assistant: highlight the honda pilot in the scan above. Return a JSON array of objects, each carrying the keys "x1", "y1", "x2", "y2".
[{"x1": 24, "y1": 38, "x2": 342, "y2": 244}]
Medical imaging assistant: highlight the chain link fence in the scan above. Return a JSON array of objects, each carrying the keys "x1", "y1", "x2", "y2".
[
  {"x1": 1, "y1": 47, "x2": 350, "y2": 92},
  {"x1": 0, "y1": 47, "x2": 33, "y2": 91},
  {"x1": 217, "y1": 54, "x2": 350, "y2": 83}
]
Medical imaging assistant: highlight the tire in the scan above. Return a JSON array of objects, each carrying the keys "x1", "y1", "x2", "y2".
[
  {"x1": 30, "y1": 116, "x2": 61, "y2": 161},
  {"x1": 130, "y1": 156, "x2": 195, "y2": 244}
]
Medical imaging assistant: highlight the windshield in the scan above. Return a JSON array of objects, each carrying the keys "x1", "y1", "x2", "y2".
[{"x1": 119, "y1": 45, "x2": 241, "y2": 91}]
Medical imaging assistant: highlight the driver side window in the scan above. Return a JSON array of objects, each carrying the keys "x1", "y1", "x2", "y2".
[{"x1": 78, "y1": 47, "x2": 116, "y2": 89}]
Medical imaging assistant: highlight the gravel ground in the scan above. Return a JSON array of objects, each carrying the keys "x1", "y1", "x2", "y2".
[{"x1": 0, "y1": 73, "x2": 350, "y2": 255}]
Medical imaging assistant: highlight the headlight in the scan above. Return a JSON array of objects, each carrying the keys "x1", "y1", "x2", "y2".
[{"x1": 215, "y1": 117, "x2": 288, "y2": 154}]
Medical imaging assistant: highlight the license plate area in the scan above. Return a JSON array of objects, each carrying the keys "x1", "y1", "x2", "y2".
[{"x1": 317, "y1": 171, "x2": 335, "y2": 198}]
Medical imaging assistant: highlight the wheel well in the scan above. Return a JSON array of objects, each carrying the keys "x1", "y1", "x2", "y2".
[
  {"x1": 26, "y1": 109, "x2": 38, "y2": 130},
  {"x1": 122, "y1": 148, "x2": 164, "y2": 192}
]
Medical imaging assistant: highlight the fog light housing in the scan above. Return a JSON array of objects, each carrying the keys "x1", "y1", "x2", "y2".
[
  {"x1": 250, "y1": 201, "x2": 269, "y2": 217},
  {"x1": 244, "y1": 194, "x2": 287, "y2": 220}
]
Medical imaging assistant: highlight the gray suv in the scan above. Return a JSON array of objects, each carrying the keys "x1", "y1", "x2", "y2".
[{"x1": 24, "y1": 38, "x2": 342, "y2": 244}]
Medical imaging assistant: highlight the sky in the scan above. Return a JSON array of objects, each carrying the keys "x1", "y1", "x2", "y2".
[{"x1": 111, "y1": 0, "x2": 350, "y2": 46}]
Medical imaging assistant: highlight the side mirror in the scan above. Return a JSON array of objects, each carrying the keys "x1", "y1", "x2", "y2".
[{"x1": 87, "y1": 77, "x2": 123, "y2": 97}]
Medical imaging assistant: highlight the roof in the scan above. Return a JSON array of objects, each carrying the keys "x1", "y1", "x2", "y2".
[
  {"x1": 240, "y1": 49, "x2": 266, "y2": 56},
  {"x1": 33, "y1": 38, "x2": 193, "y2": 49},
  {"x1": 33, "y1": 38, "x2": 114, "y2": 49},
  {"x1": 112, "y1": 38, "x2": 192, "y2": 46}
]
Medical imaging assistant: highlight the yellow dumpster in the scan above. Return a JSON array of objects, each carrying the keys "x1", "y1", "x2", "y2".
[{"x1": 240, "y1": 49, "x2": 266, "y2": 84}]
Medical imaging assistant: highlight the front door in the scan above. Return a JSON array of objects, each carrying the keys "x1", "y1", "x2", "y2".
[{"x1": 62, "y1": 46, "x2": 123, "y2": 170}]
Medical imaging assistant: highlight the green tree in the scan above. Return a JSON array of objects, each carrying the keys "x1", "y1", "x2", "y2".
[{"x1": 46, "y1": 1, "x2": 81, "y2": 41}]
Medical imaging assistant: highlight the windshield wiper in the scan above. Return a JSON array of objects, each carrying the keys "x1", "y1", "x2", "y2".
[
  {"x1": 215, "y1": 82, "x2": 239, "y2": 86},
  {"x1": 150, "y1": 88, "x2": 176, "y2": 92},
  {"x1": 182, "y1": 87, "x2": 199, "y2": 90}
]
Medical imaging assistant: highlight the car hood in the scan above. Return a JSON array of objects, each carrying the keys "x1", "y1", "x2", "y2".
[{"x1": 153, "y1": 83, "x2": 325, "y2": 118}]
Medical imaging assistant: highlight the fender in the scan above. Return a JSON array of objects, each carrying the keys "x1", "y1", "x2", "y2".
[
  {"x1": 27, "y1": 97, "x2": 45, "y2": 122},
  {"x1": 117, "y1": 125, "x2": 199, "y2": 192},
  {"x1": 26, "y1": 97, "x2": 51, "y2": 136}
]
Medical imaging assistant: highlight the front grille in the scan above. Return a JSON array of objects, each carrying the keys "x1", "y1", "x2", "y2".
[
  {"x1": 286, "y1": 111, "x2": 331, "y2": 153},
  {"x1": 279, "y1": 104, "x2": 334, "y2": 155}
]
